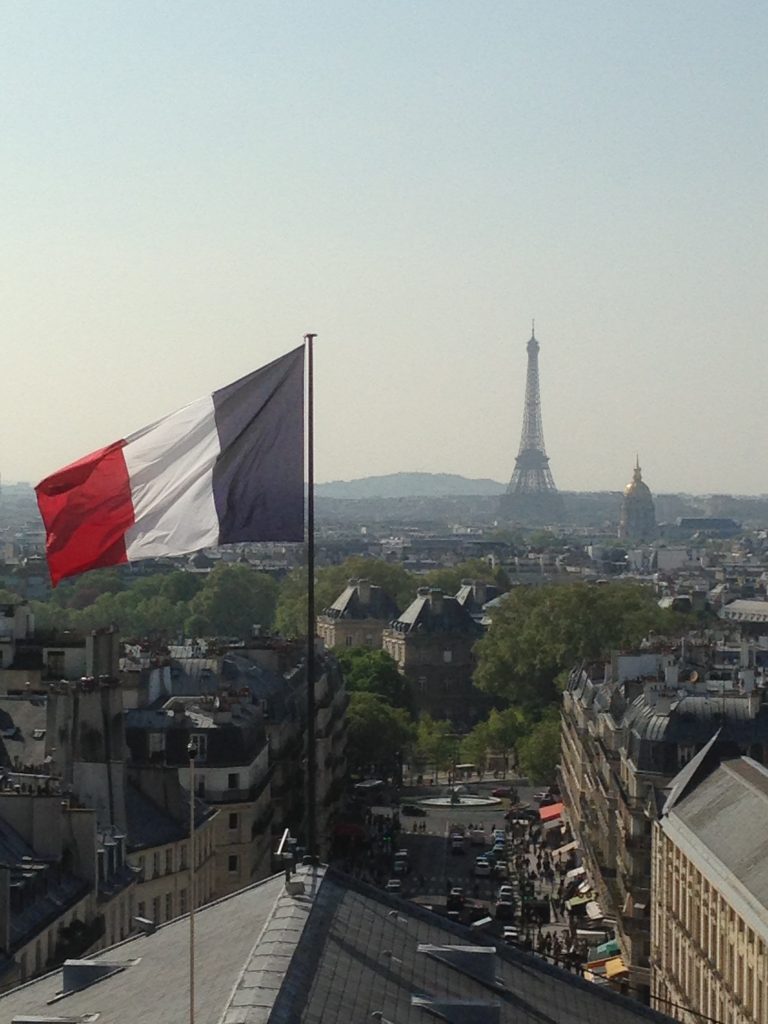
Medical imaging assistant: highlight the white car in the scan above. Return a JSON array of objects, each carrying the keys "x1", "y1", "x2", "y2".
[
  {"x1": 498, "y1": 885, "x2": 514, "y2": 901},
  {"x1": 385, "y1": 879, "x2": 402, "y2": 893},
  {"x1": 474, "y1": 857, "x2": 492, "y2": 877}
]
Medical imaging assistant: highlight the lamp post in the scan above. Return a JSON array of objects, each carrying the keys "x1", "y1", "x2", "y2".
[{"x1": 187, "y1": 740, "x2": 197, "y2": 1024}]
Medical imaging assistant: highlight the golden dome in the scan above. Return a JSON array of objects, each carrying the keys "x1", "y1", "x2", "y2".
[{"x1": 624, "y1": 458, "x2": 652, "y2": 499}]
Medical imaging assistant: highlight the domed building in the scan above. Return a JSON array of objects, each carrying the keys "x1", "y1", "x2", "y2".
[{"x1": 619, "y1": 457, "x2": 657, "y2": 541}]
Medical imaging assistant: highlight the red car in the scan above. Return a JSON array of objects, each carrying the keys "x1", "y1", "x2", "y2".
[{"x1": 491, "y1": 786, "x2": 512, "y2": 798}]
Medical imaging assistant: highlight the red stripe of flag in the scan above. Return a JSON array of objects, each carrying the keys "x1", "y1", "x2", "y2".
[{"x1": 35, "y1": 441, "x2": 134, "y2": 586}]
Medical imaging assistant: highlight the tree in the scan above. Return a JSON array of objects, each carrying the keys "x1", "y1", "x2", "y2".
[
  {"x1": 414, "y1": 715, "x2": 457, "y2": 773},
  {"x1": 346, "y1": 692, "x2": 416, "y2": 778},
  {"x1": 336, "y1": 648, "x2": 413, "y2": 715},
  {"x1": 474, "y1": 581, "x2": 686, "y2": 712},
  {"x1": 186, "y1": 564, "x2": 278, "y2": 636},
  {"x1": 517, "y1": 709, "x2": 561, "y2": 785},
  {"x1": 460, "y1": 707, "x2": 524, "y2": 770},
  {"x1": 421, "y1": 559, "x2": 508, "y2": 597}
]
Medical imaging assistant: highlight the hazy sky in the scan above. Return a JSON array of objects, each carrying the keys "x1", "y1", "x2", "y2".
[{"x1": 3, "y1": 2, "x2": 767, "y2": 494}]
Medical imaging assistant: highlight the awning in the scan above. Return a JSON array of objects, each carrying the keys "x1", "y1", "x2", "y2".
[
  {"x1": 566, "y1": 865, "x2": 585, "y2": 880},
  {"x1": 554, "y1": 840, "x2": 577, "y2": 856},
  {"x1": 539, "y1": 802, "x2": 564, "y2": 822},
  {"x1": 566, "y1": 896, "x2": 589, "y2": 910},
  {"x1": 605, "y1": 956, "x2": 629, "y2": 980},
  {"x1": 597, "y1": 939, "x2": 620, "y2": 957},
  {"x1": 586, "y1": 901, "x2": 603, "y2": 920},
  {"x1": 542, "y1": 818, "x2": 562, "y2": 832}
]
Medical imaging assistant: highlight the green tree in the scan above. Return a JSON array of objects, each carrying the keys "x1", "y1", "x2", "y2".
[
  {"x1": 460, "y1": 706, "x2": 524, "y2": 769},
  {"x1": 517, "y1": 709, "x2": 561, "y2": 784},
  {"x1": 346, "y1": 692, "x2": 416, "y2": 778},
  {"x1": 186, "y1": 564, "x2": 278, "y2": 636},
  {"x1": 414, "y1": 715, "x2": 457, "y2": 773},
  {"x1": 474, "y1": 581, "x2": 685, "y2": 712},
  {"x1": 159, "y1": 571, "x2": 203, "y2": 604},
  {"x1": 336, "y1": 648, "x2": 413, "y2": 714},
  {"x1": 421, "y1": 559, "x2": 508, "y2": 596}
]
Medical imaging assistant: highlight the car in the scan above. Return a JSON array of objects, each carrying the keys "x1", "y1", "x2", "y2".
[
  {"x1": 493, "y1": 862, "x2": 509, "y2": 879},
  {"x1": 450, "y1": 835, "x2": 465, "y2": 854},
  {"x1": 492, "y1": 829, "x2": 506, "y2": 841},
  {"x1": 492, "y1": 843, "x2": 506, "y2": 857},
  {"x1": 395, "y1": 849, "x2": 409, "y2": 861},
  {"x1": 385, "y1": 879, "x2": 402, "y2": 893},
  {"x1": 491, "y1": 786, "x2": 513, "y2": 798},
  {"x1": 474, "y1": 857, "x2": 492, "y2": 877},
  {"x1": 503, "y1": 926, "x2": 521, "y2": 945},
  {"x1": 401, "y1": 804, "x2": 427, "y2": 817},
  {"x1": 495, "y1": 900, "x2": 515, "y2": 921},
  {"x1": 498, "y1": 885, "x2": 514, "y2": 900},
  {"x1": 392, "y1": 859, "x2": 408, "y2": 875}
]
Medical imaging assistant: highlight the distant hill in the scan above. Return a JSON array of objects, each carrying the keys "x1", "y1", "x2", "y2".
[{"x1": 316, "y1": 472, "x2": 507, "y2": 499}]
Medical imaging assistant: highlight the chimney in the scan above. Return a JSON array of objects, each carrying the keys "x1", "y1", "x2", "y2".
[
  {"x1": 472, "y1": 581, "x2": 487, "y2": 606},
  {"x1": 429, "y1": 589, "x2": 444, "y2": 616},
  {"x1": 356, "y1": 579, "x2": 372, "y2": 606}
]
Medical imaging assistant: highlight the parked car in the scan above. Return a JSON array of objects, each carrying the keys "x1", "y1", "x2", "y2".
[
  {"x1": 469, "y1": 829, "x2": 486, "y2": 846},
  {"x1": 401, "y1": 804, "x2": 427, "y2": 817},
  {"x1": 385, "y1": 879, "x2": 402, "y2": 893},
  {"x1": 491, "y1": 786, "x2": 514, "y2": 798},
  {"x1": 495, "y1": 900, "x2": 515, "y2": 921},
  {"x1": 474, "y1": 857, "x2": 492, "y2": 877},
  {"x1": 493, "y1": 862, "x2": 509, "y2": 879},
  {"x1": 450, "y1": 834, "x2": 465, "y2": 854},
  {"x1": 392, "y1": 858, "x2": 408, "y2": 875},
  {"x1": 498, "y1": 885, "x2": 514, "y2": 901}
]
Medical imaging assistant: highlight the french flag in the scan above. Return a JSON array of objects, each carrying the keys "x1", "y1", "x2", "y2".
[{"x1": 36, "y1": 347, "x2": 305, "y2": 586}]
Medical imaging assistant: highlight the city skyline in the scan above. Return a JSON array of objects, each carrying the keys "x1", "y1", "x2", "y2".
[{"x1": 3, "y1": 2, "x2": 767, "y2": 494}]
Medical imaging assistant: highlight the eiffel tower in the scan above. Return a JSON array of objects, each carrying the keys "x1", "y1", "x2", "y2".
[{"x1": 500, "y1": 324, "x2": 564, "y2": 523}]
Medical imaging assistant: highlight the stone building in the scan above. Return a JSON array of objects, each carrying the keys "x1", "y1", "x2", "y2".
[
  {"x1": 316, "y1": 578, "x2": 400, "y2": 651},
  {"x1": 619, "y1": 458, "x2": 657, "y2": 542},
  {"x1": 559, "y1": 641, "x2": 768, "y2": 1001},
  {"x1": 382, "y1": 587, "x2": 485, "y2": 726},
  {"x1": 652, "y1": 742, "x2": 768, "y2": 1024}
]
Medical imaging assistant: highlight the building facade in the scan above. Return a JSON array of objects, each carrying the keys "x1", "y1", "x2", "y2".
[
  {"x1": 316, "y1": 578, "x2": 400, "y2": 651},
  {"x1": 651, "y1": 748, "x2": 768, "y2": 1024},
  {"x1": 560, "y1": 642, "x2": 768, "y2": 1001}
]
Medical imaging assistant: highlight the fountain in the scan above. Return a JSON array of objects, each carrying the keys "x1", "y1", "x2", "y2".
[{"x1": 418, "y1": 785, "x2": 501, "y2": 809}]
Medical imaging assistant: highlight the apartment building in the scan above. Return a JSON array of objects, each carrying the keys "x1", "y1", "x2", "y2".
[
  {"x1": 316, "y1": 577, "x2": 400, "y2": 651},
  {"x1": 560, "y1": 641, "x2": 768, "y2": 1001},
  {"x1": 652, "y1": 742, "x2": 768, "y2": 1024}
]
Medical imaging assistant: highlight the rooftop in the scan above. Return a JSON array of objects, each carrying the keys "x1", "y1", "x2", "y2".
[{"x1": 0, "y1": 866, "x2": 677, "y2": 1024}]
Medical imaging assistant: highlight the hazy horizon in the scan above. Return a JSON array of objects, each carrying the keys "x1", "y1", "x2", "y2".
[{"x1": 3, "y1": 3, "x2": 767, "y2": 494}]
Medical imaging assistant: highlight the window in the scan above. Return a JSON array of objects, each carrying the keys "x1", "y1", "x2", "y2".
[
  {"x1": 180, "y1": 844, "x2": 188, "y2": 869},
  {"x1": 228, "y1": 812, "x2": 239, "y2": 830},
  {"x1": 46, "y1": 650, "x2": 65, "y2": 675},
  {"x1": 193, "y1": 734, "x2": 208, "y2": 762},
  {"x1": 179, "y1": 889, "x2": 188, "y2": 915},
  {"x1": 443, "y1": 649, "x2": 453, "y2": 664},
  {"x1": 165, "y1": 848, "x2": 174, "y2": 874},
  {"x1": 228, "y1": 855, "x2": 239, "y2": 873},
  {"x1": 152, "y1": 897, "x2": 161, "y2": 923},
  {"x1": 152, "y1": 852, "x2": 160, "y2": 878},
  {"x1": 227, "y1": 772, "x2": 239, "y2": 790},
  {"x1": 138, "y1": 901, "x2": 146, "y2": 920},
  {"x1": 345, "y1": 635, "x2": 353, "y2": 647},
  {"x1": 165, "y1": 893, "x2": 173, "y2": 922}
]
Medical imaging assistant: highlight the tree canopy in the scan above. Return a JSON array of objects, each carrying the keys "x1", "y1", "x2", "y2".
[
  {"x1": 474, "y1": 581, "x2": 687, "y2": 712},
  {"x1": 336, "y1": 647, "x2": 414, "y2": 715},
  {"x1": 345, "y1": 692, "x2": 415, "y2": 777}
]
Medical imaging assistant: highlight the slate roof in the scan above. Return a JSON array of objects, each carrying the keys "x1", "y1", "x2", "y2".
[
  {"x1": 124, "y1": 783, "x2": 213, "y2": 852},
  {"x1": 0, "y1": 873, "x2": 286, "y2": 1024},
  {"x1": 662, "y1": 755, "x2": 768, "y2": 938},
  {"x1": 391, "y1": 592, "x2": 481, "y2": 636},
  {"x1": 0, "y1": 696, "x2": 48, "y2": 770},
  {"x1": 0, "y1": 867, "x2": 677, "y2": 1024},
  {"x1": 322, "y1": 581, "x2": 400, "y2": 621}
]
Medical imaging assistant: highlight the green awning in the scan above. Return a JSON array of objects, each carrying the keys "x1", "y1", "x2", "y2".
[{"x1": 597, "y1": 939, "x2": 620, "y2": 956}]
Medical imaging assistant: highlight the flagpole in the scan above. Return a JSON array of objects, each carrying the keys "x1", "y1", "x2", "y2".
[{"x1": 304, "y1": 332, "x2": 317, "y2": 860}]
